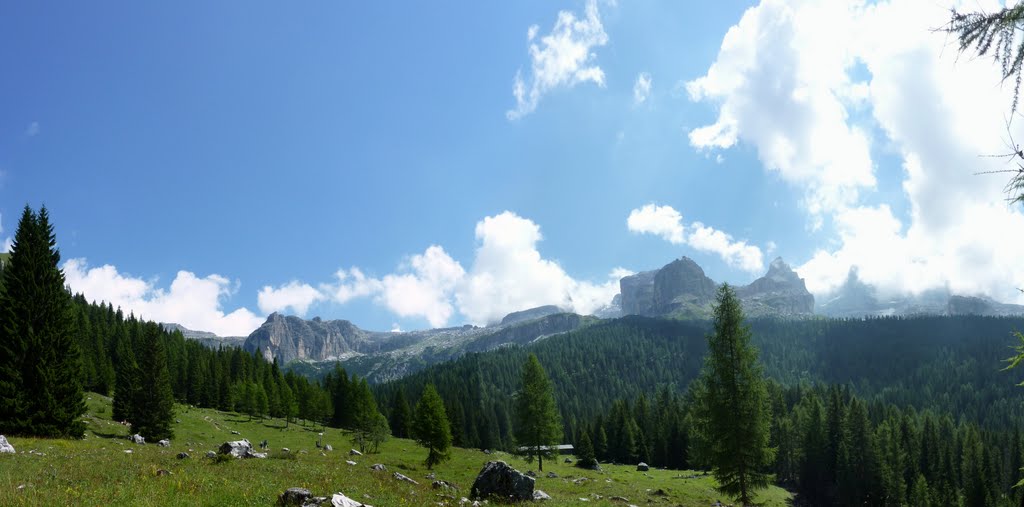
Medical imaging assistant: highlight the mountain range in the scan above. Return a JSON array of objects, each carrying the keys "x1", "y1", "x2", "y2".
[{"x1": 164, "y1": 255, "x2": 1024, "y2": 382}]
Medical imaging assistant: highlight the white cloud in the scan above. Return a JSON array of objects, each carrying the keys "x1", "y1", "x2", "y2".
[
  {"x1": 686, "y1": 0, "x2": 875, "y2": 219},
  {"x1": 627, "y1": 204, "x2": 685, "y2": 244},
  {"x1": 507, "y1": 0, "x2": 609, "y2": 119},
  {"x1": 62, "y1": 259, "x2": 264, "y2": 336},
  {"x1": 0, "y1": 213, "x2": 9, "y2": 253},
  {"x1": 633, "y1": 72, "x2": 652, "y2": 104},
  {"x1": 627, "y1": 204, "x2": 765, "y2": 273},
  {"x1": 285, "y1": 212, "x2": 627, "y2": 328},
  {"x1": 257, "y1": 281, "x2": 322, "y2": 316},
  {"x1": 25, "y1": 122, "x2": 39, "y2": 137},
  {"x1": 696, "y1": 0, "x2": 1024, "y2": 303}
]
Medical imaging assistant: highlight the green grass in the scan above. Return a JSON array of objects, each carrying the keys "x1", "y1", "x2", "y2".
[{"x1": 0, "y1": 394, "x2": 792, "y2": 506}]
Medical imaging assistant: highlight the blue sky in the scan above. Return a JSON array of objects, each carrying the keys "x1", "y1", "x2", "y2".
[{"x1": 4, "y1": 0, "x2": 1024, "y2": 335}]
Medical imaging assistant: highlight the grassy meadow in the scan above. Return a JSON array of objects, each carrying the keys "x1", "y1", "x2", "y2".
[{"x1": 0, "y1": 394, "x2": 792, "y2": 506}]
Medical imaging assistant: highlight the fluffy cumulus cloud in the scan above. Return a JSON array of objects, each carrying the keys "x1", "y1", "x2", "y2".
[
  {"x1": 257, "y1": 281, "x2": 322, "y2": 316},
  {"x1": 633, "y1": 72, "x2": 652, "y2": 104},
  {"x1": 507, "y1": 0, "x2": 609, "y2": 119},
  {"x1": 628, "y1": 204, "x2": 765, "y2": 273},
  {"x1": 0, "y1": 213, "x2": 10, "y2": 253},
  {"x1": 63, "y1": 259, "x2": 264, "y2": 336},
  {"x1": 268, "y1": 211, "x2": 628, "y2": 328},
  {"x1": 691, "y1": 0, "x2": 1024, "y2": 303}
]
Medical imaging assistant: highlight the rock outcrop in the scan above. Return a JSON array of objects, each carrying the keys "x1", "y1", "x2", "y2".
[
  {"x1": 652, "y1": 257, "x2": 718, "y2": 316},
  {"x1": 218, "y1": 439, "x2": 265, "y2": 459},
  {"x1": 499, "y1": 305, "x2": 563, "y2": 326},
  {"x1": 470, "y1": 461, "x2": 535, "y2": 501},
  {"x1": 735, "y1": 258, "x2": 815, "y2": 317},
  {"x1": 620, "y1": 271, "x2": 657, "y2": 316}
]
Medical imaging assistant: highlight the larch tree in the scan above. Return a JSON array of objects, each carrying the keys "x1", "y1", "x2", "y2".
[
  {"x1": 413, "y1": 383, "x2": 452, "y2": 469},
  {"x1": 691, "y1": 284, "x2": 774, "y2": 506},
  {"x1": 514, "y1": 353, "x2": 562, "y2": 472},
  {"x1": 0, "y1": 206, "x2": 85, "y2": 438}
]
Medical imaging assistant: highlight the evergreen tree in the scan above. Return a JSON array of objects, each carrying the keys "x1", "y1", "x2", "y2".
[
  {"x1": 691, "y1": 284, "x2": 774, "y2": 506},
  {"x1": 576, "y1": 429, "x2": 598, "y2": 469},
  {"x1": 389, "y1": 389, "x2": 414, "y2": 439},
  {"x1": 413, "y1": 383, "x2": 452, "y2": 469},
  {"x1": 514, "y1": 353, "x2": 562, "y2": 472},
  {"x1": 0, "y1": 206, "x2": 85, "y2": 437},
  {"x1": 112, "y1": 330, "x2": 139, "y2": 423},
  {"x1": 131, "y1": 325, "x2": 174, "y2": 440}
]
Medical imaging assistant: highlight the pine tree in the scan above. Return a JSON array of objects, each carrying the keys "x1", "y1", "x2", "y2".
[
  {"x1": 112, "y1": 330, "x2": 139, "y2": 423},
  {"x1": 131, "y1": 325, "x2": 174, "y2": 440},
  {"x1": 389, "y1": 389, "x2": 414, "y2": 439},
  {"x1": 0, "y1": 206, "x2": 85, "y2": 437},
  {"x1": 691, "y1": 284, "x2": 774, "y2": 506},
  {"x1": 413, "y1": 383, "x2": 452, "y2": 469},
  {"x1": 576, "y1": 429, "x2": 598, "y2": 469},
  {"x1": 514, "y1": 353, "x2": 562, "y2": 472}
]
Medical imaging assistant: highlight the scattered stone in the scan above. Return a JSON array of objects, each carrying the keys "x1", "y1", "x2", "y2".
[
  {"x1": 636, "y1": 462, "x2": 649, "y2": 472},
  {"x1": 572, "y1": 478, "x2": 588, "y2": 485},
  {"x1": 546, "y1": 472, "x2": 558, "y2": 479},
  {"x1": 526, "y1": 470, "x2": 537, "y2": 477},
  {"x1": 650, "y1": 489, "x2": 667, "y2": 496},
  {"x1": 277, "y1": 487, "x2": 312, "y2": 506},
  {"x1": 370, "y1": 464, "x2": 387, "y2": 471},
  {"x1": 0, "y1": 435, "x2": 14, "y2": 454},
  {"x1": 349, "y1": 448, "x2": 362, "y2": 456},
  {"x1": 470, "y1": 461, "x2": 534, "y2": 501},
  {"x1": 610, "y1": 496, "x2": 629, "y2": 503},
  {"x1": 394, "y1": 472, "x2": 420, "y2": 485},
  {"x1": 231, "y1": 430, "x2": 240, "y2": 435},
  {"x1": 425, "y1": 473, "x2": 436, "y2": 480},
  {"x1": 123, "y1": 449, "x2": 133, "y2": 454},
  {"x1": 330, "y1": 492, "x2": 367, "y2": 507},
  {"x1": 563, "y1": 458, "x2": 572, "y2": 464},
  {"x1": 282, "y1": 447, "x2": 291, "y2": 453},
  {"x1": 158, "y1": 439, "x2": 170, "y2": 447},
  {"x1": 218, "y1": 439, "x2": 264, "y2": 458},
  {"x1": 432, "y1": 480, "x2": 456, "y2": 490},
  {"x1": 346, "y1": 460, "x2": 357, "y2": 466},
  {"x1": 324, "y1": 444, "x2": 333, "y2": 452},
  {"x1": 299, "y1": 450, "x2": 309, "y2": 454},
  {"x1": 533, "y1": 490, "x2": 551, "y2": 501},
  {"x1": 483, "y1": 449, "x2": 491, "y2": 455},
  {"x1": 176, "y1": 419, "x2": 181, "y2": 423},
  {"x1": 156, "y1": 469, "x2": 171, "y2": 476},
  {"x1": 130, "y1": 434, "x2": 145, "y2": 444},
  {"x1": 176, "y1": 452, "x2": 190, "y2": 459},
  {"x1": 205, "y1": 451, "x2": 217, "y2": 458}
]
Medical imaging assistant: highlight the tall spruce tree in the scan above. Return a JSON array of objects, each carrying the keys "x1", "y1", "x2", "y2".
[
  {"x1": 691, "y1": 284, "x2": 774, "y2": 506},
  {"x1": 0, "y1": 206, "x2": 85, "y2": 437},
  {"x1": 413, "y1": 383, "x2": 452, "y2": 469},
  {"x1": 514, "y1": 353, "x2": 562, "y2": 472},
  {"x1": 389, "y1": 389, "x2": 414, "y2": 439},
  {"x1": 131, "y1": 324, "x2": 174, "y2": 440}
]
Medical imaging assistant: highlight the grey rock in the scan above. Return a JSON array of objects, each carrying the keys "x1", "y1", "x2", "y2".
[
  {"x1": 176, "y1": 452, "x2": 190, "y2": 459},
  {"x1": 470, "y1": 461, "x2": 534, "y2": 501},
  {"x1": 277, "y1": 487, "x2": 312, "y2": 506},
  {"x1": 130, "y1": 434, "x2": 145, "y2": 444},
  {"x1": 250, "y1": 452, "x2": 267, "y2": 459},
  {"x1": 394, "y1": 472, "x2": 419, "y2": 485},
  {"x1": 526, "y1": 470, "x2": 537, "y2": 477},
  {"x1": 620, "y1": 270, "x2": 657, "y2": 316},
  {"x1": 636, "y1": 462, "x2": 649, "y2": 472},
  {"x1": 0, "y1": 435, "x2": 14, "y2": 454},
  {"x1": 330, "y1": 493, "x2": 367, "y2": 507},
  {"x1": 160, "y1": 323, "x2": 247, "y2": 349},
  {"x1": 205, "y1": 451, "x2": 217, "y2": 458},
  {"x1": 432, "y1": 480, "x2": 456, "y2": 490},
  {"x1": 346, "y1": 460, "x2": 357, "y2": 466},
  {"x1": 348, "y1": 448, "x2": 361, "y2": 456},
  {"x1": 370, "y1": 463, "x2": 387, "y2": 471},
  {"x1": 735, "y1": 257, "x2": 814, "y2": 317},
  {"x1": 533, "y1": 490, "x2": 551, "y2": 501},
  {"x1": 324, "y1": 444, "x2": 333, "y2": 452},
  {"x1": 219, "y1": 439, "x2": 260, "y2": 458},
  {"x1": 157, "y1": 439, "x2": 170, "y2": 447},
  {"x1": 546, "y1": 472, "x2": 557, "y2": 478},
  {"x1": 156, "y1": 469, "x2": 171, "y2": 476},
  {"x1": 231, "y1": 430, "x2": 241, "y2": 435},
  {"x1": 563, "y1": 458, "x2": 572, "y2": 464}
]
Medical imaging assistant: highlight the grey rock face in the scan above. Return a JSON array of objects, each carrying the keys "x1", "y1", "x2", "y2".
[
  {"x1": 0, "y1": 435, "x2": 14, "y2": 454},
  {"x1": 470, "y1": 461, "x2": 535, "y2": 501},
  {"x1": 653, "y1": 257, "x2": 718, "y2": 315},
  {"x1": 499, "y1": 305, "x2": 563, "y2": 326},
  {"x1": 735, "y1": 257, "x2": 815, "y2": 317},
  {"x1": 243, "y1": 313, "x2": 397, "y2": 365},
  {"x1": 620, "y1": 270, "x2": 657, "y2": 316}
]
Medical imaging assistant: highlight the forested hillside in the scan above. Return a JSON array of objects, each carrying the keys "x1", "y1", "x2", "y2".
[{"x1": 375, "y1": 315, "x2": 1024, "y2": 450}]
